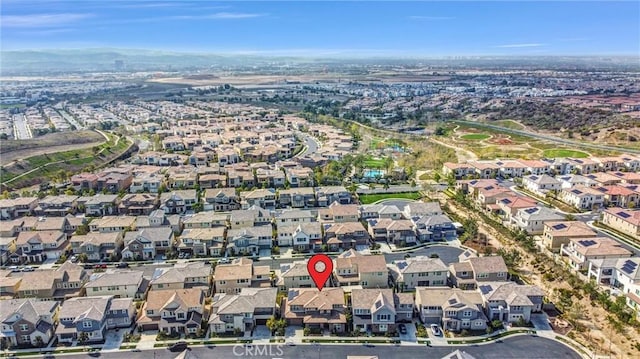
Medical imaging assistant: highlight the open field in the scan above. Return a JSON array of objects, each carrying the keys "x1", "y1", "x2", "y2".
[
  {"x1": 358, "y1": 192, "x2": 421, "y2": 204},
  {"x1": 1, "y1": 130, "x2": 105, "y2": 165},
  {"x1": 1, "y1": 133, "x2": 132, "y2": 190},
  {"x1": 493, "y1": 119, "x2": 526, "y2": 130},
  {"x1": 460, "y1": 133, "x2": 490, "y2": 140},
  {"x1": 542, "y1": 149, "x2": 590, "y2": 158}
]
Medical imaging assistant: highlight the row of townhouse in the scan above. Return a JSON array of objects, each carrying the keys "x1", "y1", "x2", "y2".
[
  {"x1": 443, "y1": 154, "x2": 640, "y2": 180},
  {"x1": 0, "y1": 185, "x2": 352, "y2": 221}
]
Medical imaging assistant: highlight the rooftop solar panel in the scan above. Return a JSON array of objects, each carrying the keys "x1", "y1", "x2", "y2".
[
  {"x1": 617, "y1": 212, "x2": 631, "y2": 219},
  {"x1": 552, "y1": 223, "x2": 567, "y2": 230}
]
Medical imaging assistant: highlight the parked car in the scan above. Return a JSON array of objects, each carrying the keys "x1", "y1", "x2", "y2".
[
  {"x1": 94, "y1": 263, "x2": 107, "y2": 269},
  {"x1": 21, "y1": 266, "x2": 35, "y2": 272},
  {"x1": 168, "y1": 341, "x2": 188, "y2": 352},
  {"x1": 218, "y1": 257, "x2": 230, "y2": 264},
  {"x1": 116, "y1": 262, "x2": 129, "y2": 268},
  {"x1": 430, "y1": 324, "x2": 442, "y2": 336},
  {"x1": 70, "y1": 255, "x2": 78, "y2": 263},
  {"x1": 8, "y1": 266, "x2": 20, "y2": 272},
  {"x1": 398, "y1": 323, "x2": 407, "y2": 335}
]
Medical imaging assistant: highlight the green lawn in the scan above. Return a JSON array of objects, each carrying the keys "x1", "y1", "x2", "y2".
[
  {"x1": 494, "y1": 119, "x2": 525, "y2": 130},
  {"x1": 363, "y1": 159, "x2": 386, "y2": 169},
  {"x1": 359, "y1": 192, "x2": 421, "y2": 204},
  {"x1": 461, "y1": 133, "x2": 491, "y2": 140},
  {"x1": 543, "y1": 149, "x2": 589, "y2": 158}
]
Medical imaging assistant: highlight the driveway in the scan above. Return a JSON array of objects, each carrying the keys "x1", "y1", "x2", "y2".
[
  {"x1": 252, "y1": 325, "x2": 271, "y2": 340},
  {"x1": 398, "y1": 322, "x2": 417, "y2": 343},
  {"x1": 102, "y1": 329, "x2": 125, "y2": 351},
  {"x1": 284, "y1": 325, "x2": 304, "y2": 344},
  {"x1": 530, "y1": 313, "x2": 553, "y2": 332}
]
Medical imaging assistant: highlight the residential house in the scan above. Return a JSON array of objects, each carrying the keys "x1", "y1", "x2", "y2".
[
  {"x1": 214, "y1": 258, "x2": 271, "y2": 294},
  {"x1": 324, "y1": 222, "x2": 370, "y2": 251},
  {"x1": 136, "y1": 209, "x2": 182, "y2": 234},
  {"x1": 89, "y1": 216, "x2": 136, "y2": 233},
  {"x1": 278, "y1": 187, "x2": 316, "y2": 209},
  {"x1": 413, "y1": 214, "x2": 457, "y2": 242},
  {"x1": 255, "y1": 169, "x2": 286, "y2": 188},
  {"x1": 319, "y1": 203, "x2": 360, "y2": 223},
  {"x1": 602, "y1": 208, "x2": 640, "y2": 239},
  {"x1": 510, "y1": 206, "x2": 564, "y2": 235},
  {"x1": 276, "y1": 222, "x2": 322, "y2": 251},
  {"x1": 69, "y1": 232, "x2": 124, "y2": 262},
  {"x1": 122, "y1": 227, "x2": 175, "y2": 260},
  {"x1": 478, "y1": 282, "x2": 544, "y2": 324},
  {"x1": 0, "y1": 298, "x2": 59, "y2": 348},
  {"x1": 129, "y1": 173, "x2": 163, "y2": 193},
  {"x1": 84, "y1": 270, "x2": 148, "y2": 299},
  {"x1": 522, "y1": 175, "x2": 562, "y2": 197},
  {"x1": 415, "y1": 287, "x2": 487, "y2": 332},
  {"x1": 17, "y1": 262, "x2": 87, "y2": 300},
  {"x1": 315, "y1": 186, "x2": 351, "y2": 206},
  {"x1": 278, "y1": 260, "x2": 315, "y2": 290},
  {"x1": 442, "y1": 163, "x2": 473, "y2": 179},
  {"x1": 149, "y1": 262, "x2": 212, "y2": 291},
  {"x1": 208, "y1": 287, "x2": 277, "y2": 334},
  {"x1": 391, "y1": 256, "x2": 448, "y2": 291},
  {"x1": 351, "y1": 289, "x2": 412, "y2": 334},
  {"x1": 178, "y1": 227, "x2": 226, "y2": 257},
  {"x1": 77, "y1": 195, "x2": 119, "y2": 217},
  {"x1": 137, "y1": 288, "x2": 206, "y2": 334},
  {"x1": 359, "y1": 204, "x2": 404, "y2": 220},
  {"x1": 559, "y1": 185, "x2": 604, "y2": 210},
  {"x1": 587, "y1": 257, "x2": 640, "y2": 316},
  {"x1": 240, "y1": 189, "x2": 277, "y2": 209},
  {"x1": 283, "y1": 287, "x2": 346, "y2": 333},
  {"x1": 160, "y1": 190, "x2": 198, "y2": 214},
  {"x1": 275, "y1": 209, "x2": 315, "y2": 227},
  {"x1": 229, "y1": 207, "x2": 270, "y2": 229},
  {"x1": 0, "y1": 197, "x2": 38, "y2": 220},
  {"x1": 56, "y1": 296, "x2": 134, "y2": 343},
  {"x1": 95, "y1": 169, "x2": 133, "y2": 193},
  {"x1": 35, "y1": 195, "x2": 79, "y2": 217},
  {"x1": 198, "y1": 173, "x2": 226, "y2": 190},
  {"x1": 203, "y1": 188, "x2": 240, "y2": 212},
  {"x1": 595, "y1": 186, "x2": 639, "y2": 208},
  {"x1": 70, "y1": 173, "x2": 99, "y2": 192},
  {"x1": 367, "y1": 218, "x2": 416, "y2": 246},
  {"x1": 495, "y1": 196, "x2": 538, "y2": 222},
  {"x1": 183, "y1": 212, "x2": 228, "y2": 229},
  {"x1": 226, "y1": 225, "x2": 273, "y2": 256},
  {"x1": 542, "y1": 221, "x2": 597, "y2": 251},
  {"x1": 332, "y1": 250, "x2": 388, "y2": 289},
  {"x1": 12, "y1": 231, "x2": 68, "y2": 264},
  {"x1": 118, "y1": 194, "x2": 158, "y2": 216},
  {"x1": 561, "y1": 237, "x2": 632, "y2": 271},
  {"x1": 449, "y1": 256, "x2": 509, "y2": 290}
]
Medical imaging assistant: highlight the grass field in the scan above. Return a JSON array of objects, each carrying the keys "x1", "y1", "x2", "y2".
[
  {"x1": 493, "y1": 120, "x2": 526, "y2": 130},
  {"x1": 460, "y1": 133, "x2": 491, "y2": 141},
  {"x1": 359, "y1": 192, "x2": 421, "y2": 204},
  {"x1": 363, "y1": 158, "x2": 386, "y2": 168},
  {"x1": 543, "y1": 149, "x2": 589, "y2": 158}
]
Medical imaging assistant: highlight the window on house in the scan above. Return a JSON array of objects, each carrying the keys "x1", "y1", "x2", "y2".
[
  {"x1": 21, "y1": 335, "x2": 29, "y2": 342},
  {"x1": 376, "y1": 314, "x2": 390, "y2": 321},
  {"x1": 177, "y1": 313, "x2": 185, "y2": 319},
  {"x1": 82, "y1": 321, "x2": 92, "y2": 328},
  {"x1": 20, "y1": 324, "x2": 29, "y2": 331}
]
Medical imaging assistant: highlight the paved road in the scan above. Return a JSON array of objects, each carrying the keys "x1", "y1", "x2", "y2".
[
  {"x1": 297, "y1": 133, "x2": 320, "y2": 157},
  {"x1": 13, "y1": 114, "x2": 31, "y2": 139},
  {"x1": 60, "y1": 335, "x2": 580, "y2": 359},
  {"x1": 58, "y1": 109, "x2": 84, "y2": 130},
  {"x1": 454, "y1": 120, "x2": 640, "y2": 155}
]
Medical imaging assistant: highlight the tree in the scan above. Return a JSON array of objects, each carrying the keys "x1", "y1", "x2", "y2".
[
  {"x1": 34, "y1": 335, "x2": 45, "y2": 348},
  {"x1": 78, "y1": 331, "x2": 89, "y2": 345},
  {"x1": 433, "y1": 172, "x2": 441, "y2": 183}
]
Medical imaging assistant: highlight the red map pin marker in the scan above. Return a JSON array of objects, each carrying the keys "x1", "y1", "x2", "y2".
[{"x1": 307, "y1": 254, "x2": 333, "y2": 291}]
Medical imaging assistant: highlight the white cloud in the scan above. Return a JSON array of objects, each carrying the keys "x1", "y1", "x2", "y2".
[
  {"x1": 2, "y1": 13, "x2": 92, "y2": 28},
  {"x1": 409, "y1": 16, "x2": 455, "y2": 20},
  {"x1": 494, "y1": 43, "x2": 546, "y2": 48}
]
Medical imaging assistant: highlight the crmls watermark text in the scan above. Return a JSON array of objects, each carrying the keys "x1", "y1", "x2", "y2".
[{"x1": 232, "y1": 344, "x2": 284, "y2": 357}]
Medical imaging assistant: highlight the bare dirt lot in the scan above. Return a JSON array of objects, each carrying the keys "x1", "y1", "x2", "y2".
[{"x1": 1, "y1": 130, "x2": 105, "y2": 166}]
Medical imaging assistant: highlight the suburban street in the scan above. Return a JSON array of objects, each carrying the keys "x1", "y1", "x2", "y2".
[
  {"x1": 52, "y1": 336, "x2": 580, "y2": 359},
  {"x1": 12, "y1": 114, "x2": 31, "y2": 139},
  {"x1": 296, "y1": 133, "x2": 320, "y2": 157}
]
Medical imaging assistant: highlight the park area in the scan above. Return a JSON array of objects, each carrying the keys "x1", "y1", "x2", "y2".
[
  {"x1": 358, "y1": 192, "x2": 421, "y2": 204},
  {"x1": 542, "y1": 149, "x2": 589, "y2": 158},
  {"x1": 460, "y1": 133, "x2": 491, "y2": 141}
]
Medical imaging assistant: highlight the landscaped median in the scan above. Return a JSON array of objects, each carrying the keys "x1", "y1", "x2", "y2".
[
  {"x1": 302, "y1": 338, "x2": 400, "y2": 344},
  {"x1": 446, "y1": 329, "x2": 537, "y2": 345},
  {"x1": 152, "y1": 338, "x2": 253, "y2": 348}
]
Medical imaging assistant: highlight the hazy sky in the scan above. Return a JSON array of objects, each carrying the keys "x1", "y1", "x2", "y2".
[{"x1": 2, "y1": 1, "x2": 639, "y2": 56}]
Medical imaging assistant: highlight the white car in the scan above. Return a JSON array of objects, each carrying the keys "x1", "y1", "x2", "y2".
[{"x1": 430, "y1": 324, "x2": 442, "y2": 336}]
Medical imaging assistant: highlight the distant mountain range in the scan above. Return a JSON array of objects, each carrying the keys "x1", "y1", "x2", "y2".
[{"x1": 1, "y1": 48, "x2": 638, "y2": 75}]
